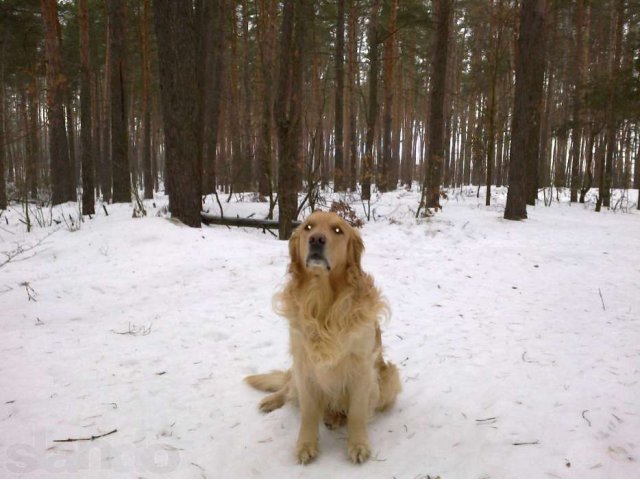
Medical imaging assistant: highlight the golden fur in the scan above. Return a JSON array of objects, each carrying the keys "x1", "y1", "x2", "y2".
[{"x1": 245, "y1": 211, "x2": 401, "y2": 464}]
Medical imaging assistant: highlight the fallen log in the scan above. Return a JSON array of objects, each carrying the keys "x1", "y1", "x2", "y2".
[{"x1": 201, "y1": 212, "x2": 301, "y2": 230}]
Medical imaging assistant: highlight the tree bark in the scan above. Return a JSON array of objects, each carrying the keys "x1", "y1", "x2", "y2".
[
  {"x1": 422, "y1": 0, "x2": 453, "y2": 212},
  {"x1": 0, "y1": 50, "x2": 5, "y2": 209},
  {"x1": 276, "y1": 0, "x2": 306, "y2": 239},
  {"x1": 154, "y1": 0, "x2": 202, "y2": 227},
  {"x1": 40, "y1": 0, "x2": 73, "y2": 205},
  {"x1": 26, "y1": 84, "x2": 39, "y2": 199},
  {"x1": 334, "y1": 0, "x2": 346, "y2": 191},
  {"x1": 380, "y1": 0, "x2": 398, "y2": 193},
  {"x1": 597, "y1": 0, "x2": 624, "y2": 211},
  {"x1": 79, "y1": 0, "x2": 95, "y2": 214},
  {"x1": 201, "y1": 213, "x2": 300, "y2": 230},
  {"x1": 347, "y1": 0, "x2": 358, "y2": 191},
  {"x1": 569, "y1": 0, "x2": 587, "y2": 203},
  {"x1": 504, "y1": 0, "x2": 547, "y2": 220},
  {"x1": 256, "y1": 0, "x2": 276, "y2": 197},
  {"x1": 401, "y1": 35, "x2": 417, "y2": 189},
  {"x1": 203, "y1": 1, "x2": 228, "y2": 195},
  {"x1": 141, "y1": 0, "x2": 153, "y2": 200},
  {"x1": 362, "y1": 0, "x2": 381, "y2": 202},
  {"x1": 240, "y1": 0, "x2": 254, "y2": 192},
  {"x1": 65, "y1": 95, "x2": 77, "y2": 198},
  {"x1": 485, "y1": 0, "x2": 503, "y2": 206},
  {"x1": 106, "y1": 0, "x2": 130, "y2": 203}
]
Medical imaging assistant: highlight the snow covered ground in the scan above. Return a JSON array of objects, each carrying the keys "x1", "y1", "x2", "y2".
[{"x1": 1, "y1": 187, "x2": 639, "y2": 478}]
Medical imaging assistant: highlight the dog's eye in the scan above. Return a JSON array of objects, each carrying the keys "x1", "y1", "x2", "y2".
[
  {"x1": 334, "y1": 227, "x2": 343, "y2": 234},
  {"x1": 305, "y1": 224, "x2": 312, "y2": 231}
]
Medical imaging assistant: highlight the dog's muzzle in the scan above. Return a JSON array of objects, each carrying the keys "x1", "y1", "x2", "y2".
[{"x1": 306, "y1": 234, "x2": 330, "y2": 270}]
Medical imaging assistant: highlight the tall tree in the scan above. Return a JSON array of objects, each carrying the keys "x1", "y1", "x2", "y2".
[
  {"x1": 79, "y1": 0, "x2": 94, "y2": 215},
  {"x1": 362, "y1": 0, "x2": 382, "y2": 202},
  {"x1": 40, "y1": 0, "x2": 73, "y2": 205},
  {"x1": 420, "y1": 0, "x2": 453, "y2": 213},
  {"x1": 154, "y1": 0, "x2": 202, "y2": 227},
  {"x1": 347, "y1": 0, "x2": 359, "y2": 191},
  {"x1": 141, "y1": 0, "x2": 153, "y2": 200},
  {"x1": 485, "y1": 0, "x2": 505, "y2": 206},
  {"x1": 0, "y1": 75, "x2": 5, "y2": 209},
  {"x1": 106, "y1": 0, "x2": 129, "y2": 203},
  {"x1": 504, "y1": 0, "x2": 547, "y2": 220},
  {"x1": 203, "y1": 0, "x2": 228, "y2": 195},
  {"x1": 334, "y1": 0, "x2": 346, "y2": 191},
  {"x1": 596, "y1": 0, "x2": 625, "y2": 211},
  {"x1": 380, "y1": 0, "x2": 399, "y2": 193},
  {"x1": 569, "y1": 0, "x2": 587, "y2": 203},
  {"x1": 256, "y1": 0, "x2": 276, "y2": 197},
  {"x1": 276, "y1": 0, "x2": 306, "y2": 240}
]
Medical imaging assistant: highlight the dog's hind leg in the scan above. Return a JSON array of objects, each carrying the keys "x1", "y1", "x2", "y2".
[{"x1": 259, "y1": 383, "x2": 288, "y2": 413}]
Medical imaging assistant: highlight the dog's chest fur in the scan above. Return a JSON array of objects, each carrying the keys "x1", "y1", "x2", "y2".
[{"x1": 288, "y1": 289, "x2": 378, "y2": 400}]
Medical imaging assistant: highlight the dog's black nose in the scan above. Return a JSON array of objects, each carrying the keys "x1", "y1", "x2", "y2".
[{"x1": 309, "y1": 233, "x2": 326, "y2": 246}]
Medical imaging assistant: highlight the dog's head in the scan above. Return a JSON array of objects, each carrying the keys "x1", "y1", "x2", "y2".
[{"x1": 288, "y1": 211, "x2": 364, "y2": 279}]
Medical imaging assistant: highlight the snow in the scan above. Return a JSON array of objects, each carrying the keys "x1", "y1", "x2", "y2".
[{"x1": 1, "y1": 187, "x2": 639, "y2": 478}]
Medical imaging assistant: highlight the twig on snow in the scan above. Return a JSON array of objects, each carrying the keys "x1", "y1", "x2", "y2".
[
  {"x1": 598, "y1": 288, "x2": 606, "y2": 311},
  {"x1": 19, "y1": 281, "x2": 38, "y2": 302},
  {"x1": 582, "y1": 410, "x2": 592, "y2": 427},
  {"x1": 522, "y1": 351, "x2": 540, "y2": 364},
  {"x1": 0, "y1": 230, "x2": 56, "y2": 269},
  {"x1": 475, "y1": 417, "x2": 497, "y2": 423},
  {"x1": 53, "y1": 429, "x2": 117, "y2": 443},
  {"x1": 111, "y1": 322, "x2": 152, "y2": 336}
]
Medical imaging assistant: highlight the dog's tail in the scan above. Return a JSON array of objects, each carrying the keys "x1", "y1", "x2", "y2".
[
  {"x1": 376, "y1": 360, "x2": 402, "y2": 412},
  {"x1": 244, "y1": 370, "x2": 290, "y2": 392}
]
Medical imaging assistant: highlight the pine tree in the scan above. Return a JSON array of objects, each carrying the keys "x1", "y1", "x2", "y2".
[
  {"x1": 154, "y1": 0, "x2": 202, "y2": 227},
  {"x1": 504, "y1": 0, "x2": 547, "y2": 220}
]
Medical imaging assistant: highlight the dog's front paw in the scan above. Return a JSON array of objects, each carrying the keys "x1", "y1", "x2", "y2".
[
  {"x1": 296, "y1": 441, "x2": 318, "y2": 464},
  {"x1": 347, "y1": 442, "x2": 371, "y2": 464}
]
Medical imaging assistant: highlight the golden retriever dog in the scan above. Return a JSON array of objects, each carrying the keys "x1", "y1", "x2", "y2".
[{"x1": 245, "y1": 211, "x2": 401, "y2": 464}]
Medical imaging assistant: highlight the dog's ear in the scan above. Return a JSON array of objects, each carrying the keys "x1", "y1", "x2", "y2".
[
  {"x1": 288, "y1": 227, "x2": 302, "y2": 277},
  {"x1": 347, "y1": 226, "x2": 365, "y2": 271}
]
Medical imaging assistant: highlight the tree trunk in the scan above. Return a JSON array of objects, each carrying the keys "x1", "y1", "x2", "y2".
[
  {"x1": 256, "y1": 0, "x2": 276, "y2": 198},
  {"x1": 240, "y1": 0, "x2": 254, "y2": 192},
  {"x1": 504, "y1": 0, "x2": 547, "y2": 220},
  {"x1": 579, "y1": 128, "x2": 595, "y2": 203},
  {"x1": 401, "y1": 35, "x2": 416, "y2": 189},
  {"x1": 597, "y1": 0, "x2": 624, "y2": 211},
  {"x1": 202, "y1": 1, "x2": 228, "y2": 195},
  {"x1": 635, "y1": 126, "x2": 640, "y2": 209},
  {"x1": 79, "y1": 0, "x2": 95, "y2": 214},
  {"x1": 276, "y1": 0, "x2": 306, "y2": 240},
  {"x1": 140, "y1": 0, "x2": 153, "y2": 200},
  {"x1": 101, "y1": 27, "x2": 112, "y2": 201},
  {"x1": 228, "y1": 11, "x2": 243, "y2": 194},
  {"x1": 485, "y1": 0, "x2": 503, "y2": 206},
  {"x1": 569, "y1": 0, "x2": 587, "y2": 203},
  {"x1": 40, "y1": 0, "x2": 73, "y2": 205},
  {"x1": 334, "y1": 0, "x2": 346, "y2": 191},
  {"x1": 380, "y1": 0, "x2": 398, "y2": 193},
  {"x1": 347, "y1": 0, "x2": 358, "y2": 191},
  {"x1": 65, "y1": 95, "x2": 77, "y2": 198},
  {"x1": 422, "y1": 0, "x2": 452, "y2": 212},
  {"x1": 26, "y1": 84, "x2": 39, "y2": 199},
  {"x1": 0, "y1": 51, "x2": 5, "y2": 209},
  {"x1": 106, "y1": 0, "x2": 130, "y2": 203},
  {"x1": 362, "y1": 0, "x2": 381, "y2": 202},
  {"x1": 154, "y1": 0, "x2": 202, "y2": 227}
]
